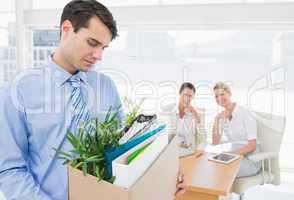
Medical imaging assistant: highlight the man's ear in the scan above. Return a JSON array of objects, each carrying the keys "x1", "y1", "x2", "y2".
[{"x1": 60, "y1": 20, "x2": 73, "y2": 40}]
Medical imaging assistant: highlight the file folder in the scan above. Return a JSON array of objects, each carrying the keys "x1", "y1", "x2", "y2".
[
  {"x1": 105, "y1": 124, "x2": 166, "y2": 178},
  {"x1": 112, "y1": 133, "x2": 169, "y2": 188}
]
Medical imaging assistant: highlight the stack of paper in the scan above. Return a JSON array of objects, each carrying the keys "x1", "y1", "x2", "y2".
[
  {"x1": 105, "y1": 124, "x2": 166, "y2": 178},
  {"x1": 119, "y1": 114, "x2": 157, "y2": 144}
]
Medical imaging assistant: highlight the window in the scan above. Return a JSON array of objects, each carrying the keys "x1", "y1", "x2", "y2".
[
  {"x1": 31, "y1": 29, "x2": 58, "y2": 67},
  {"x1": 0, "y1": 3, "x2": 16, "y2": 86}
]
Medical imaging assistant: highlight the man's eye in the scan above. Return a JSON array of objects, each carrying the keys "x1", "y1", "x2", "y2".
[{"x1": 87, "y1": 40, "x2": 98, "y2": 47}]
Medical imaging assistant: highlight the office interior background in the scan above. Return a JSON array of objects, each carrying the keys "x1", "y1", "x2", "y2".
[{"x1": 0, "y1": 0, "x2": 293, "y2": 199}]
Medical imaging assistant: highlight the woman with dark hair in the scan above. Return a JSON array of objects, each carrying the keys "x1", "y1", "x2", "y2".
[{"x1": 177, "y1": 82, "x2": 201, "y2": 148}]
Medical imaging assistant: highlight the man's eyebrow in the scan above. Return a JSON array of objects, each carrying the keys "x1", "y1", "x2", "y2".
[
  {"x1": 88, "y1": 37, "x2": 108, "y2": 48},
  {"x1": 88, "y1": 38, "x2": 101, "y2": 44}
]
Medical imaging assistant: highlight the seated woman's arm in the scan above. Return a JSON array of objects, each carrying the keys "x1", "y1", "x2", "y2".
[
  {"x1": 178, "y1": 103, "x2": 186, "y2": 119},
  {"x1": 189, "y1": 106, "x2": 201, "y2": 124},
  {"x1": 233, "y1": 109, "x2": 258, "y2": 155},
  {"x1": 233, "y1": 139, "x2": 257, "y2": 155},
  {"x1": 212, "y1": 115, "x2": 221, "y2": 145}
]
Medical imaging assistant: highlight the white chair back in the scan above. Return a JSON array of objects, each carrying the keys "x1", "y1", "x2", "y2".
[{"x1": 253, "y1": 112, "x2": 286, "y2": 185}]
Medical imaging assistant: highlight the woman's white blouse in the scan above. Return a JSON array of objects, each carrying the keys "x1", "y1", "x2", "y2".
[
  {"x1": 176, "y1": 111, "x2": 198, "y2": 147},
  {"x1": 219, "y1": 104, "x2": 257, "y2": 146}
]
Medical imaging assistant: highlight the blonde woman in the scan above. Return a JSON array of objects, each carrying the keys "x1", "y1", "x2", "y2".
[
  {"x1": 212, "y1": 82, "x2": 261, "y2": 178},
  {"x1": 177, "y1": 82, "x2": 201, "y2": 148}
]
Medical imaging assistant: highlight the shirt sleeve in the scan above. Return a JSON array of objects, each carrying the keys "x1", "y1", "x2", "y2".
[
  {"x1": 243, "y1": 109, "x2": 258, "y2": 140},
  {"x1": 176, "y1": 117, "x2": 186, "y2": 137},
  {"x1": 0, "y1": 85, "x2": 52, "y2": 200},
  {"x1": 107, "y1": 77, "x2": 125, "y2": 123}
]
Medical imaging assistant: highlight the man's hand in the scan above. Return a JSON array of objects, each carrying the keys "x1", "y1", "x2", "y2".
[{"x1": 175, "y1": 169, "x2": 186, "y2": 197}]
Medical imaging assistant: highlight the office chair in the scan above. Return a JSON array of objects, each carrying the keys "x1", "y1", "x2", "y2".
[{"x1": 232, "y1": 112, "x2": 286, "y2": 200}]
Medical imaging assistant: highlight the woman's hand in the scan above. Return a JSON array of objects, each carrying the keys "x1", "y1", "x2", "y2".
[
  {"x1": 216, "y1": 110, "x2": 231, "y2": 120},
  {"x1": 178, "y1": 96, "x2": 192, "y2": 118},
  {"x1": 178, "y1": 102, "x2": 186, "y2": 119},
  {"x1": 188, "y1": 106, "x2": 201, "y2": 123},
  {"x1": 175, "y1": 168, "x2": 186, "y2": 197}
]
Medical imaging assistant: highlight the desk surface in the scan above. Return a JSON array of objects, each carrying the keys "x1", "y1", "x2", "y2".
[{"x1": 180, "y1": 151, "x2": 242, "y2": 196}]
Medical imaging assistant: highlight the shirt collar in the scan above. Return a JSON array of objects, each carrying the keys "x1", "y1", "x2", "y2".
[
  {"x1": 232, "y1": 103, "x2": 239, "y2": 118},
  {"x1": 46, "y1": 54, "x2": 88, "y2": 87}
]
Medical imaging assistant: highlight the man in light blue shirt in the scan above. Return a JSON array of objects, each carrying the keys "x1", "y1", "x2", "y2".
[
  {"x1": 0, "y1": 1, "x2": 186, "y2": 199},
  {"x1": 0, "y1": 1, "x2": 122, "y2": 199}
]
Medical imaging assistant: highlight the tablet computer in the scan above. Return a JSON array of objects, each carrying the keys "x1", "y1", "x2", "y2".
[{"x1": 208, "y1": 153, "x2": 241, "y2": 164}]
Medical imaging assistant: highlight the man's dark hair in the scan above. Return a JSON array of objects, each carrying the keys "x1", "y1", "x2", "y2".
[
  {"x1": 60, "y1": 0, "x2": 118, "y2": 40},
  {"x1": 179, "y1": 82, "x2": 196, "y2": 94}
]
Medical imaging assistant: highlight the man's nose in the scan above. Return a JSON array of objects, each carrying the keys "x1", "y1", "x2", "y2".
[{"x1": 92, "y1": 48, "x2": 103, "y2": 61}]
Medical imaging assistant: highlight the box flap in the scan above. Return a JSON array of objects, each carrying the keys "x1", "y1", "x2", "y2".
[{"x1": 130, "y1": 134, "x2": 179, "y2": 200}]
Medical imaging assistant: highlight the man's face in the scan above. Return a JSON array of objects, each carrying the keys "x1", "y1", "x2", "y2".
[{"x1": 60, "y1": 16, "x2": 112, "y2": 73}]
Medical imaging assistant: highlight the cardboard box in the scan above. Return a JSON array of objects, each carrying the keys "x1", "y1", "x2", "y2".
[{"x1": 68, "y1": 134, "x2": 179, "y2": 200}]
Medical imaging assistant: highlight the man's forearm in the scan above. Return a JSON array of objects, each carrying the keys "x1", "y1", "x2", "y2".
[{"x1": 212, "y1": 117, "x2": 220, "y2": 145}]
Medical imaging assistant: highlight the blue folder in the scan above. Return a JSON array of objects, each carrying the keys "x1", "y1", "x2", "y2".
[{"x1": 105, "y1": 124, "x2": 166, "y2": 178}]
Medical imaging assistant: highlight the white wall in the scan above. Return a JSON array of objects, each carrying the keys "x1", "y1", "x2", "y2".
[{"x1": 99, "y1": 30, "x2": 293, "y2": 179}]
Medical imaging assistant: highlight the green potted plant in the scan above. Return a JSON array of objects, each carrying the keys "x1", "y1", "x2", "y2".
[
  {"x1": 55, "y1": 98, "x2": 145, "y2": 183},
  {"x1": 55, "y1": 107, "x2": 124, "y2": 183},
  {"x1": 123, "y1": 97, "x2": 145, "y2": 132}
]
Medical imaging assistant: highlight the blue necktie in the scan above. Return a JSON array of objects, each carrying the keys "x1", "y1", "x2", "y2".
[{"x1": 67, "y1": 75, "x2": 91, "y2": 133}]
